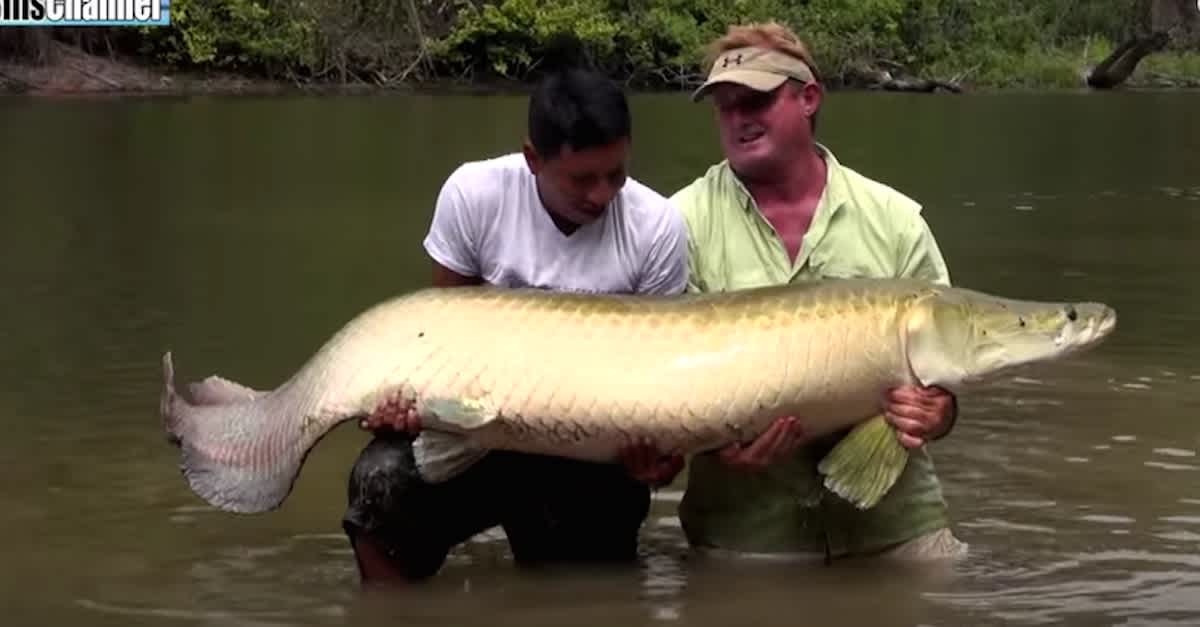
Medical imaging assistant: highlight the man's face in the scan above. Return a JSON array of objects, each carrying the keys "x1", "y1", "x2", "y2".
[
  {"x1": 710, "y1": 80, "x2": 820, "y2": 179},
  {"x1": 524, "y1": 138, "x2": 630, "y2": 226}
]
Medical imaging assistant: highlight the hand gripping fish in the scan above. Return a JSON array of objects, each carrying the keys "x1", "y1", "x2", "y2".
[{"x1": 159, "y1": 278, "x2": 1116, "y2": 514}]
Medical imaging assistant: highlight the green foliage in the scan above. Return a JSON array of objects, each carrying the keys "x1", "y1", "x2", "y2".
[
  {"x1": 135, "y1": 0, "x2": 318, "y2": 73},
  {"x1": 428, "y1": 0, "x2": 622, "y2": 77},
  {"x1": 68, "y1": 0, "x2": 1197, "y2": 88},
  {"x1": 420, "y1": 0, "x2": 1195, "y2": 87}
]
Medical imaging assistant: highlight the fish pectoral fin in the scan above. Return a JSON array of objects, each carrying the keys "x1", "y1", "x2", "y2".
[
  {"x1": 418, "y1": 396, "x2": 499, "y2": 430},
  {"x1": 412, "y1": 431, "x2": 490, "y2": 483},
  {"x1": 816, "y1": 414, "x2": 910, "y2": 510},
  {"x1": 410, "y1": 396, "x2": 500, "y2": 482}
]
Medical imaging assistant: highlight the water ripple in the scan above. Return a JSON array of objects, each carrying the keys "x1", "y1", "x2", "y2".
[
  {"x1": 959, "y1": 518, "x2": 1058, "y2": 535},
  {"x1": 1076, "y1": 514, "x2": 1135, "y2": 525},
  {"x1": 1144, "y1": 461, "x2": 1199, "y2": 471},
  {"x1": 930, "y1": 550, "x2": 1200, "y2": 626},
  {"x1": 76, "y1": 598, "x2": 341, "y2": 626}
]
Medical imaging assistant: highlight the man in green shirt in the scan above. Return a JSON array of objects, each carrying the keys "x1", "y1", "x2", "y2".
[{"x1": 668, "y1": 21, "x2": 968, "y2": 562}]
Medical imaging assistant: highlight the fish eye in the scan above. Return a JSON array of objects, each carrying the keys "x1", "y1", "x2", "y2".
[
  {"x1": 1066, "y1": 306, "x2": 1078, "y2": 322},
  {"x1": 1018, "y1": 317, "x2": 1026, "y2": 327}
]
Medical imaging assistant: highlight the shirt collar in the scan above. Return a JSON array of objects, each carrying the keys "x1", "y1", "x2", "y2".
[{"x1": 723, "y1": 142, "x2": 846, "y2": 218}]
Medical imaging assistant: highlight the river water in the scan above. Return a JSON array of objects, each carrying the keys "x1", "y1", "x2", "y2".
[{"x1": 1, "y1": 88, "x2": 1198, "y2": 627}]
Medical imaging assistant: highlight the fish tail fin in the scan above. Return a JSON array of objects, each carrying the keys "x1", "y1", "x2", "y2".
[
  {"x1": 817, "y1": 414, "x2": 910, "y2": 510},
  {"x1": 159, "y1": 351, "x2": 304, "y2": 514}
]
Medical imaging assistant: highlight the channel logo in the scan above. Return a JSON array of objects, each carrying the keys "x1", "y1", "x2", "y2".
[{"x1": 1, "y1": 0, "x2": 170, "y2": 26}]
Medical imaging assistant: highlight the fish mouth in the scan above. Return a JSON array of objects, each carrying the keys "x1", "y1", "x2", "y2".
[
  {"x1": 1096, "y1": 307, "x2": 1118, "y2": 337},
  {"x1": 1055, "y1": 304, "x2": 1117, "y2": 353},
  {"x1": 1083, "y1": 304, "x2": 1118, "y2": 345}
]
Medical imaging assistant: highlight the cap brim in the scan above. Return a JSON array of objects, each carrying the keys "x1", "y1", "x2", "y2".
[{"x1": 690, "y1": 70, "x2": 789, "y2": 102}]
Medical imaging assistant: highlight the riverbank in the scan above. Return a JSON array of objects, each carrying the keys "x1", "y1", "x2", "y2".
[
  {"x1": 4, "y1": 0, "x2": 1198, "y2": 97},
  {"x1": 3, "y1": 39, "x2": 1198, "y2": 98},
  {"x1": 0, "y1": 40, "x2": 310, "y2": 97}
]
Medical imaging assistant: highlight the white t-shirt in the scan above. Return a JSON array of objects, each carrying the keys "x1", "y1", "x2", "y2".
[{"x1": 422, "y1": 152, "x2": 689, "y2": 296}]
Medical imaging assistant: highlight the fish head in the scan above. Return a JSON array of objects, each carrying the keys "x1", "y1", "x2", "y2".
[{"x1": 904, "y1": 287, "x2": 1117, "y2": 389}]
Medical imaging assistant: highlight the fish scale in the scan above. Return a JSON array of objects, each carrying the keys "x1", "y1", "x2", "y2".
[{"x1": 159, "y1": 277, "x2": 1116, "y2": 514}]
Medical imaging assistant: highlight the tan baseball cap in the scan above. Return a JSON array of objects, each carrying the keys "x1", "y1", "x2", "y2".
[{"x1": 691, "y1": 46, "x2": 817, "y2": 102}]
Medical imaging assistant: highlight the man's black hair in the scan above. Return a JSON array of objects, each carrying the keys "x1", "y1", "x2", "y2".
[{"x1": 527, "y1": 41, "x2": 631, "y2": 160}]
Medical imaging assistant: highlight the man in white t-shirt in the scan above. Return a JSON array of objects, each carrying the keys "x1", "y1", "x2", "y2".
[{"x1": 341, "y1": 67, "x2": 691, "y2": 585}]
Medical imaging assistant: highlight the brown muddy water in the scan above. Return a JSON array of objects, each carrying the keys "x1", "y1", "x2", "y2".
[{"x1": 1, "y1": 89, "x2": 1198, "y2": 627}]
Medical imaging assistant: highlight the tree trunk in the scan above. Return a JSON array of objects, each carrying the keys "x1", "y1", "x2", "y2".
[
  {"x1": 0, "y1": 29, "x2": 56, "y2": 65},
  {"x1": 1150, "y1": 0, "x2": 1200, "y2": 41},
  {"x1": 1085, "y1": 31, "x2": 1170, "y2": 88},
  {"x1": 1086, "y1": 0, "x2": 1198, "y2": 89}
]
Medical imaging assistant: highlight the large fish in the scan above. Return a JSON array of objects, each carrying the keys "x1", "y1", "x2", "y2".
[{"x1": 159, "y1": 278, "x2": 1116, "y2": 515}]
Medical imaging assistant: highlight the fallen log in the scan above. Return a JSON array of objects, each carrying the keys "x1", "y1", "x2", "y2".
[
  {"x1": 841, "y1": 62, "x2": 964, "y2": 93},
  {"x1": 876, "y1": 75, "x2": 963, "y2": 93},
  {"x1": 1086, "y1": 31, "x2": 1171, "y2": 89}
]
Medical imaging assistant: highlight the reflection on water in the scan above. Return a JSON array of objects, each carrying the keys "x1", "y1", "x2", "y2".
[{"x1": 1, "y1": 90, "x2": 1198, "y2": 626}]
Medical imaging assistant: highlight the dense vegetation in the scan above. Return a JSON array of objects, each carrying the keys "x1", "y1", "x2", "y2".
[{"x1": 3, "y1": 0, "x2": 1199, "y2": 89}]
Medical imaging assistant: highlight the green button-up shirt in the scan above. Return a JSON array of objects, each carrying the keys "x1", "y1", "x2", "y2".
[{"x1": 670, "y1": 144, "x2": 953, "y2": 557}]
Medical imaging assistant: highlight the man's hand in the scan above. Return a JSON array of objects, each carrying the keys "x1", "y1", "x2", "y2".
[
  {"x1": 360, "y1": 396, "x2": 423, "y2": 435},
  {"x1": 619, "y1": 438, "x2": 686, "y2": 488},
  {"x1": 716, "y1": 416, "x2": 807, "y2": 472},
  {"x1": 883, "y1": 385, "x2": 957, "y2": 449}
]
